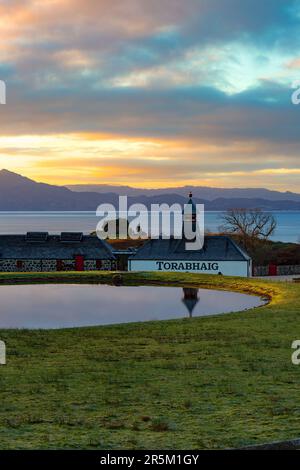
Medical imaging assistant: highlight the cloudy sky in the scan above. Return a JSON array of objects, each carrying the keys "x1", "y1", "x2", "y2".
[{"x1": 0, "y1": 0, "x2": 300, "y2": 190}]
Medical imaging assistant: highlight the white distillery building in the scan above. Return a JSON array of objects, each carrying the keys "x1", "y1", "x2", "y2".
[
  {"x1": 128, "y1": 236, "x2": 251, "y2": 277},
  {"x1": 128, "y1": 194, "x2": 252, "y2": 277}
]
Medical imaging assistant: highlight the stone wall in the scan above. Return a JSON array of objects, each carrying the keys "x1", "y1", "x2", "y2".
[
  {"x1": 84, "y1": 260, "x2": 117, "y2": 270},
  {"x1": 84, "y1": 260, "x2": 97, "y2": 271},
  {"x1": 0, "y1": 259, "x2": 42, "y2": 272},
  {"x1": 277, "y1": 265, "x2": 300, "y2": 275},
  {"x1": 253, "y1": 265, "x2": 269, "y2": 276},
  {"x1": 61, "y1": 259, "x2": 76, "y2": 271},
  {"x1": 0, "y1": 259, "x2": 116, "y2": 272},
  {"x1": 41, "y1": 260, "x2": 57, "y2": 271},
  {"x1": 253, "y1": 265, "x2": 300, "y2": 276}
]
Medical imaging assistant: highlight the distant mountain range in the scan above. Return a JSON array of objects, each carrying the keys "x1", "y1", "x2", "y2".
[
  {"x1": 68, "y1": 183, "x2": 300, "y2": 202},
  {"x1": 0, "y1": 169, "x2": 300, "y2": 211}
]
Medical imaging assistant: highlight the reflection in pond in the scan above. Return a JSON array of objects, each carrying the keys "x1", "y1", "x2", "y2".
[
  {"x1": 182, "y1": 288, "x2": 199, "y2": 317},
  {"x1": 0, "y1": 284, "x2": 265, "y2": 329}
]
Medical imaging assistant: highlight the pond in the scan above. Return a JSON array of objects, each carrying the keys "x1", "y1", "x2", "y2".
[{"x1": 0, "y1": 284, "x2": 265, "y2": 329}]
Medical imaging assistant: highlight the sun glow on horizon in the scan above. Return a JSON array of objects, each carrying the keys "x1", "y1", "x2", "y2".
[{"x1": 0, "y1": 131, "x2": 298, "y2": 191}]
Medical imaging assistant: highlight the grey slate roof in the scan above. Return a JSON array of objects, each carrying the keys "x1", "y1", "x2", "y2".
[
  {"x1": 0, "y1": 233, "x2": 116, "y2": 260},
  {"x1": 129, "y1": 236, "x2": 250, "y2": 262}
]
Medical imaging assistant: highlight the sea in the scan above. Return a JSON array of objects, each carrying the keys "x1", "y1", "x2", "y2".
[{"x1": 0, "y1": 211, "x2": 299, "y2": 243}]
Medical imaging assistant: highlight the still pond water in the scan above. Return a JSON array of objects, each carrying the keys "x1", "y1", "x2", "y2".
[{"x1": 0, "y1": 284, "x2": 264, "y2": 329}]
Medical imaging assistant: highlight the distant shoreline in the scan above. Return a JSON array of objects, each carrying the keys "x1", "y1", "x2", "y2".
[{"x1": 0, "y1": 211, "x2": 299, "y2": 243}]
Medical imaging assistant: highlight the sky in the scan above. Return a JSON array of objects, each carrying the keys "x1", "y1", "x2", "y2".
[{"x1": 0, "y1": 0, "x2": 300, "y2": 190}]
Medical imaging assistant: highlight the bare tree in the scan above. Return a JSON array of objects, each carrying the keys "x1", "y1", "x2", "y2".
[{"x1": 220, "y1": 208, "x2": 277, "y2": 251}]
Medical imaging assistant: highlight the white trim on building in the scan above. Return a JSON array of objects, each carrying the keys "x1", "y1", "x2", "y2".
[{"x1": 128, "y1": 258, "x2": 251, "y2": 277}]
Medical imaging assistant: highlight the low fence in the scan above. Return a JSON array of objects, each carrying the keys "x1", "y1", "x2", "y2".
[{"x1": 253, "y1": 264, "x2": 300, "y2": 277}]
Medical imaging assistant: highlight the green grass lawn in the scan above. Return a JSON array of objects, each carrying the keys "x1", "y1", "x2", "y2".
[{"x1": 0, "y1": 271, "x2": 299, "y2": 449}]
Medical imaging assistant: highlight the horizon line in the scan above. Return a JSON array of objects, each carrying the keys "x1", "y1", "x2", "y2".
[{"x1": 0, "y1": 169, "x2": 298, "y2": 195}]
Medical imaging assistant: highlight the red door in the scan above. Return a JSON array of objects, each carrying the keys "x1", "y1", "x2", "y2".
[
  {"x1": 96, "y1": 259, "x2": 102, "y2": 270},
  {"x1": 56, "y1": 259, "x2": 63, "y2": 271},
  {"x1": 75, "y1": 255, "x2": 84, "y2": 271},
  {"x1": 268, "y1": 264, "x2": 277, "y2": 276}
]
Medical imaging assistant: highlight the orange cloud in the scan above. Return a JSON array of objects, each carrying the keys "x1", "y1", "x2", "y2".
[
  {"x1": 287, "y1": 58, "x2": 300, "y2": 69},
  {"x1": 0, "y1": 131, "x2": 298, "y2": 191}
]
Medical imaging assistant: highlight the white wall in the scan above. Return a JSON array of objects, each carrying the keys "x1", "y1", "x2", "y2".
[{"x1": 128, "y1": 259, "x2": 250, "y2": 277}]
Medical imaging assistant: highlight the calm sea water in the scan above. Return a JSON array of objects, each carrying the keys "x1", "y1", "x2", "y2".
[
  {"x1": 0, "y1": 284, "x2": 264, "y2": 329},
  {"x1": 0, "y1": 211, "x2": 298, "y2": 243}
]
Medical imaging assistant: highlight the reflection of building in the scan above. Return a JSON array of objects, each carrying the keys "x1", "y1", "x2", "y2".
[
  {"x1": 182, "y1": 288, "x2": 199, "y2": 317},
  {"x1": 183, "y1": 191, "x2": 197, "y2": 234},
  {"x1": 128, "y1": 193, "x2": 252, "y2": 277}
]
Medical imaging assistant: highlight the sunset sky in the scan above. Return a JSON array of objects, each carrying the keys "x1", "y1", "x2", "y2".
[{"x1": 0, "y1": 0, "x2": 300, "y2": 190}]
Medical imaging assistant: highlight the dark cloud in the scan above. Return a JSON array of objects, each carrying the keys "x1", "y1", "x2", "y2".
[
  {"x1": 0, "y1": 80, "x2": 298, "y2": 146},
  {"x1": 3, "y1": 0, "x2": 300, "y2": 86}
]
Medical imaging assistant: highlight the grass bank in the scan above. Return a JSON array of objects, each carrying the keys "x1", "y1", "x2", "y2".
[{"x1": 0, "y1": 271, "x2": 299, "y2": 449}]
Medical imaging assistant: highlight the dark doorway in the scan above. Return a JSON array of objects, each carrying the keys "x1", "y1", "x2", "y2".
[{"x1": 75, "y1": 255, "x2": 84, "y2": 271}]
